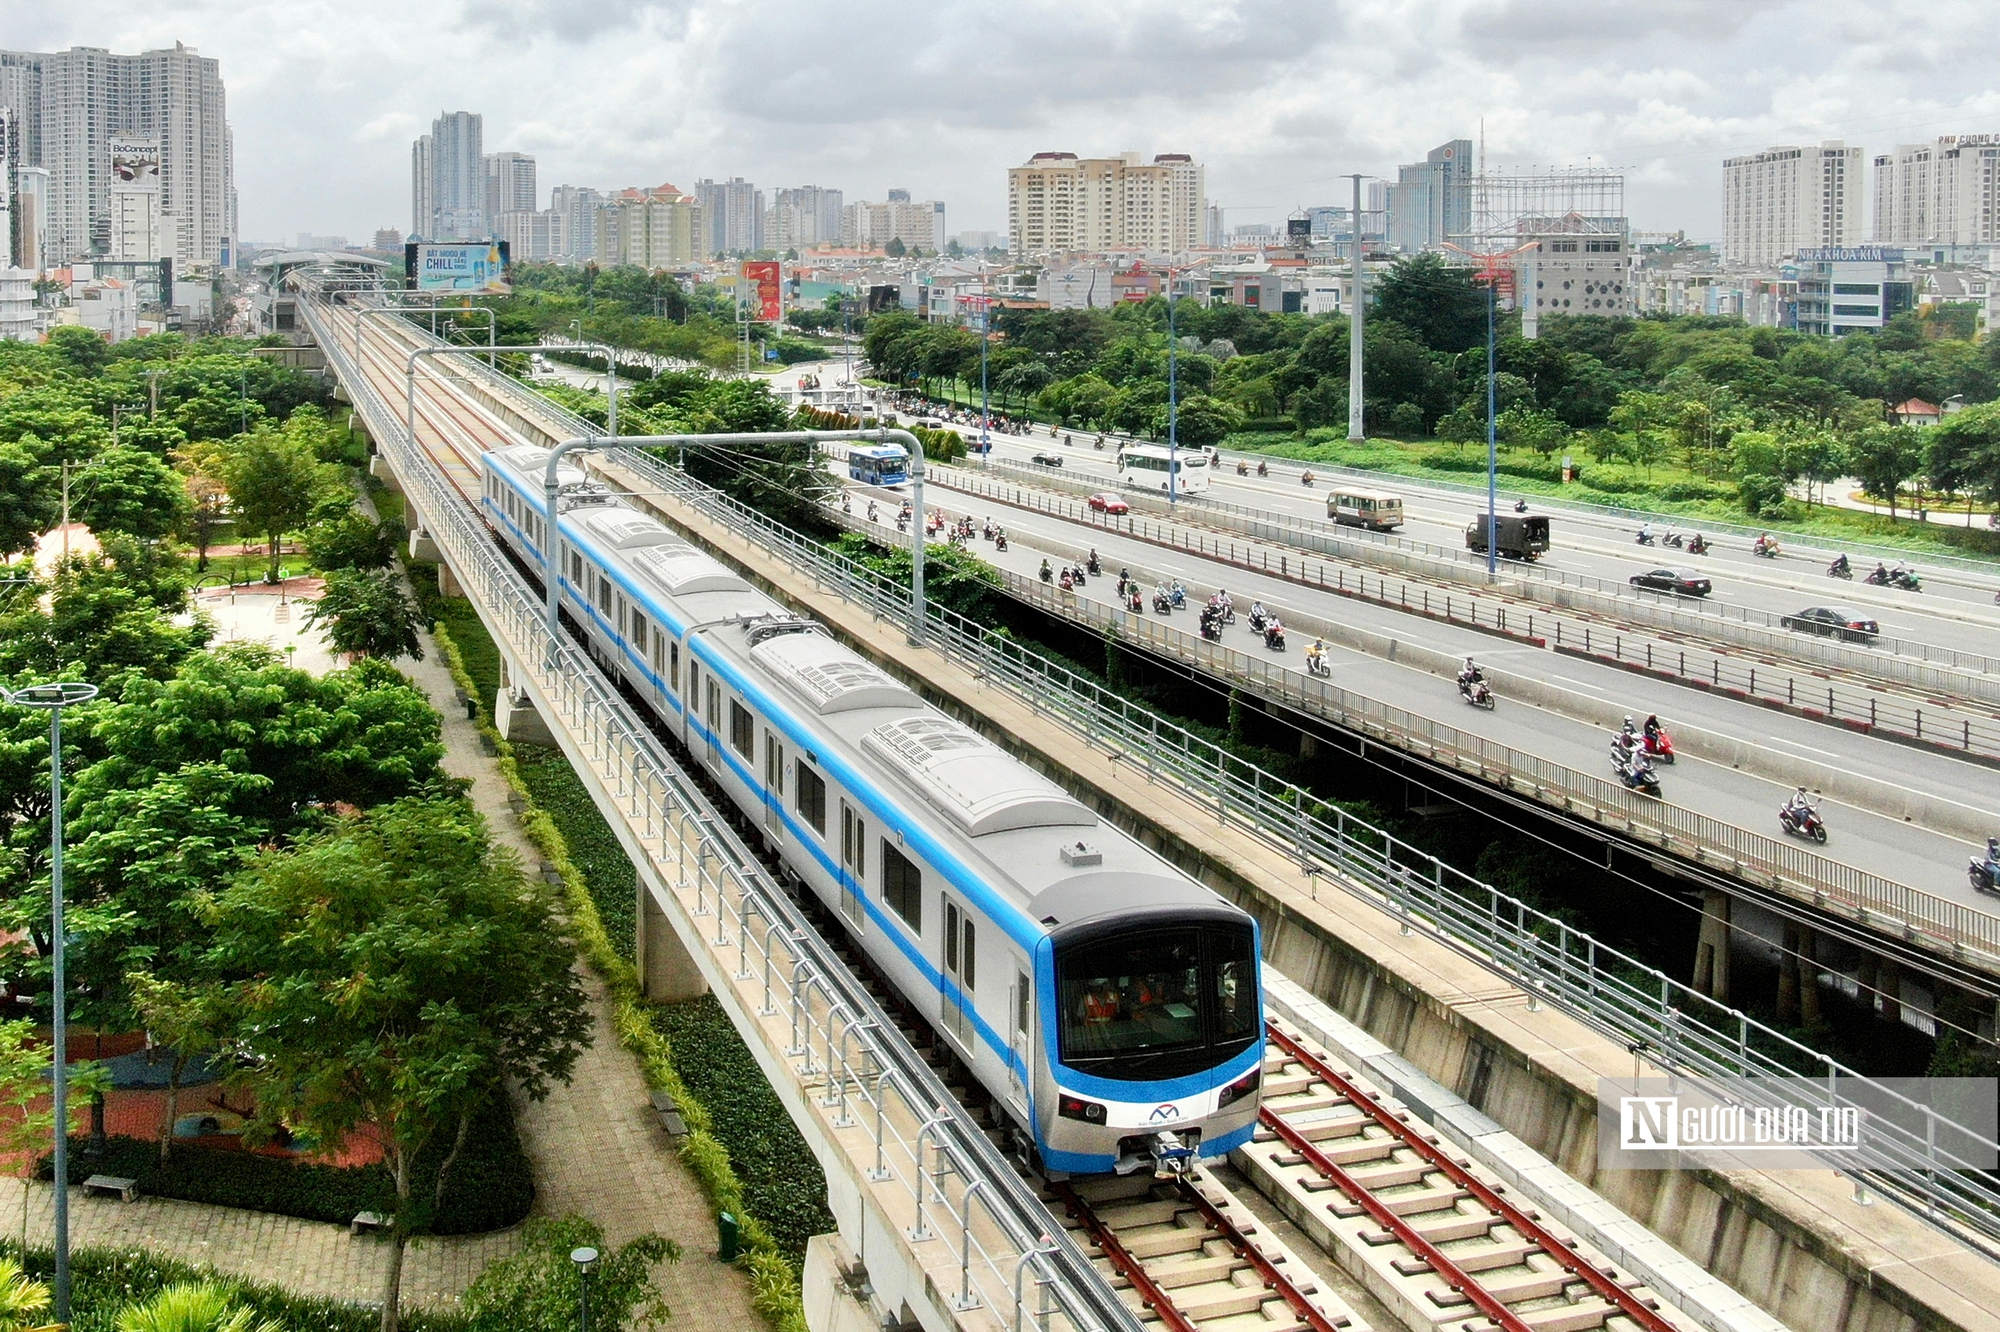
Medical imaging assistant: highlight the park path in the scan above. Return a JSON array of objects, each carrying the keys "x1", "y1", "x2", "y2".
[{"x1": 0, "y1": 622, "x2": 760, "y2": 1330}]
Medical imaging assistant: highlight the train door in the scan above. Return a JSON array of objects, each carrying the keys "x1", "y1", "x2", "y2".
[
  {"x1": 1007, "y1": 968, "x2": 1029, "y2": 1115},
  {"x1": 941, "y1": 895, "x2": 975, "y2": 1049},
  {"x1": 762, "y1": 730, "x2": 784, "y2": 837}
]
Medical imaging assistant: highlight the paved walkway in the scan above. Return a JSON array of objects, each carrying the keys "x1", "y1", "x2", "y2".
[{"x1": 0, "y1": 614, "x2": 762, "y2": 1329}]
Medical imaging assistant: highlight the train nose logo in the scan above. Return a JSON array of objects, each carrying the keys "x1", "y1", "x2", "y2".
[{"x1": 1149, "y1": 1103, "x2": 1181, "y2": 1123}]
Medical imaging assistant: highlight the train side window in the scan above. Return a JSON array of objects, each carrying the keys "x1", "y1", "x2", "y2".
[
  {"x1": 961, "y1": 917, "x2": 975, "y2": 990},
  {"x1": 841, "y1": 802, "x2": 867, "y2": 881},
  {"x1": 729, "y1": 700, "x2": 753, "y2": 756},
  {"x1": 705, "y1": 678, "x2": 721, "y2": 733},
  {"x1": 944, "y1": 899, "x2": 960, "y2": 973},
  {"x1": 632, "y1": 616, "x2": 647, "y2": 659},
  {"x1": 649, "y1": 625, "x2": 664, "y2": 679},
  {"x1": 881, "y1": 839, "x2": 921, "y2": 931},
  {"x1": 763, "y1": 732, "x2": 784, "y2": 796},
  {"x1": 1015, "y1": 971, "x2": 1029, "y2": 1036},
  {"x1": 796, "y1": 762, "x2": 826, "y2": 834},
  {"x1": 595, "y1": 575, "x2": 611, "y2": 613},
  {"x1": 668, "y1": 642, "x2": 680, "y2": 695}
]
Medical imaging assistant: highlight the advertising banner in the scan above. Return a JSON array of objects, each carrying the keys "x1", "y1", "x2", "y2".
[
  {"x1": 743, "y1": 260, "x2": 782, "y2": 322},
  {"x1": 410, "y1": 241, "x2": 511, "y2": 293},
  {"x1": 110, "y1": 136, "x2": 161, "y2": 188}
]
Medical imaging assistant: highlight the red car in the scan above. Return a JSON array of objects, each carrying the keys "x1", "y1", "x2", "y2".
[{"x1": 1087, "y1": 491, "x2": 1130, "y2": 515}]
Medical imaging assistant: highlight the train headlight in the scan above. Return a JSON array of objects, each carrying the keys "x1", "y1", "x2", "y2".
[
  {"x1": 1058, "y1": 1094, "x2": 1107, "y2": 1124},
  {"x1": 1216, "y1": 1067, "x2": 1260, "y2": 1110}
]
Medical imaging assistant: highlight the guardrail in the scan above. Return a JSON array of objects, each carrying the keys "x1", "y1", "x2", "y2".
[
  {"x1": 323, "y1": 299, "x2": 2000, "y2": 1259},
  {"x1": 894, "y1": 461, "x2": 2000, "y2": 761},
  {"x1": 960, "y1": 454, "x2": 2000, "y2": 687},
  {"x1": 311, "y1": 293, "x2": 1132, "y2": 1332}
]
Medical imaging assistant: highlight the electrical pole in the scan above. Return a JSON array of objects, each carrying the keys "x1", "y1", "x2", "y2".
[
  {"x1": 1347, "y1": 174, "x2": 1366, "y2": 443},
  {"x1": 1167, "y1": 263, "x2": 1179, "y2": 506},
  {"x1": 1485, "y1": 281, "x2": 1498, "y2": 575}
]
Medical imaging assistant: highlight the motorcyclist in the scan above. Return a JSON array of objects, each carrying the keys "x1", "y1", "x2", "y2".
[
  {"x1": 1301, "y1": 469, "x2": 1316, "y2": 486},
  {"x1": 1087, "y1": 549, "x2": 1101, "y2": 575},
  {"x1": 1249, "y1": 600, "x2": 1269, "y2": 628},
  {"x1": 1784, "y1": 786, "x2": 1815, "y2": 820},
  {"x1": 1039, "y1": 558, "x2": 1053, "y2": 582},
  {"x1": 1829, "y1": 553, "x2": 1850, "y2": 576},
  {"x1": 1170, "y1": 580, "x2": 1187, "y2": 606},
  {"x1": 1256, "y1": 460, "x2": 1269, "y2": 477},
  {"x1": 867, "y1": 500, "x2": 879, "y2": 523},
  {"x1": 1305, "y1": 638, "x2": 1327, "y2": 673},
  {"x1": 1871, "y1": 561, "x2": 1889, "y2": 583},
  {"x1": 1688, "y1": 533, "x2": 1708, "y2": 554},
  {"x1": 1643, "y1": 713, "x2": 1663, "y2": 745},
  {"x1": 1457, "y1": 657, "x2": 1484, "y2": 695},
  {"x1": 1637, "y1": 523, "x2": 1653, "y2": 544}
]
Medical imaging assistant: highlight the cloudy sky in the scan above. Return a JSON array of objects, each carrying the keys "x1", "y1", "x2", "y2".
[{"x1": 18, "y1": 0, "x2": 2000, "y2": 245}]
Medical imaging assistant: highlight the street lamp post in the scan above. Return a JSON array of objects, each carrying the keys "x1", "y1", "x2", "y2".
[
  {"x1": 978, "y1": 292, "x2": 991, "y2": 464},
  {"x1": 570, "y1": 1246, "x2": 599, "y2": 1332},
  {"x1": 1166, "y1": 267, "x2": 1179, "y2": 506},
  {"x1": 1485, "y1": 281, "x2": 1498, "y2": 576},
  {"x1": 0, "y1": 681, "x2": 101, "y2": 1328}
]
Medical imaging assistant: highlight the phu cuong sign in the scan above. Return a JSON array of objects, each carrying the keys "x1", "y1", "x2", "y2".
[{"x1": 1597, "y1": 1077, "x2": 1997, "y2": 1173}]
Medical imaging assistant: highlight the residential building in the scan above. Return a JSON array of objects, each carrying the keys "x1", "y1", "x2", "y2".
[
  {"x1": 371, "y1": 227, "x2": 402, "y2": 250},
  {"x1": 0, "y1": 266, "x2": 33, "y2": 340},
  {"x1": 842, "y1": 196, "x2": 946, "y2": 252},
  {"x1": 1873, "y1": 136, "x2": 2000, "y2": 246},
  {"x1": 14, "y1": 165, "x2": 47, "y2": 271},
  {"x1": 1204, "y1": 203, "x2": 1224, "y2": 248},
  {"x1": 0, "y1": 43, "x2": 234, "y2": 264},
  {"x1": 1006, "y1": 151, "x2": 1203, "y2": 254},
  {"x1": 766, "y1": 185, "x2": 842, "y2": 250},
  {"x1": 951, "y1": 229, "x2": 1002, "y2": 253},
  {"x1": 696, "y1": 177, "x2": 763, "y2": 254},
  {"x1": 1385, "y1": 139, "x2": 1473, "y2": 252},
  {"x1": 294, "y1": 232, "x2": 346, "y2": 251},
  {"x1": 68, "y1": 274, "x2": 137, "y2": 341},
  {"x1": 549, "y1": 185, "x2": 603, "y2": 261},
  {"x1": 609, "y1": 184, "x2": 706, "y2": 268},
  {"x1": 496, "y1": 208, "x2": 563, "y2": 262},
  {"x1": 1795, "y1": 246, "x2": 1912, "y2": 336},
  {"x1": 1519, "y1": 219, "x2": 1633, "y2": 325},
  {"x1": 413, "y1": 110, "x2": 484, "y2": 240},
  {"x1": 485, "y1": 151, "x2": 536, "y2": 220},
  {"x1": 0, "y1": 107, "x2": 17, "y2": 267},
  {"x1": 1722, "y1": 141, "x2": 1862, "y2": 264}
]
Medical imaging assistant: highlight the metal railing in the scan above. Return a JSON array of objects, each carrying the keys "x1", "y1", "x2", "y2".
[
  {"x1": 309, "y1": 292, "x2": 1135, "y2": 1332},
  {"x1": 321, "y1": 296, "x2": 2000, "y2": 1259}
]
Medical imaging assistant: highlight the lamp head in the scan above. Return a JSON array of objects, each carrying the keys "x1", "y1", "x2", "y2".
[
  {"x1": 1, "y1": 682, "x2": 99, "y2": 710},
  {"x1": 570, "y1": 1246, "x2": 599, "y2": 1272}
]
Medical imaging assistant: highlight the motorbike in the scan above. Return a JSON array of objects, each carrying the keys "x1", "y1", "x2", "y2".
[
  {"x1": 1863, "y1": 566, "x2": 1891, "y2": 586},
  {"x1": 1827, "y1": 559, "x2": 1852, "y2": 579},
  {"x1": 1237, "y1": 461, "x2": 1249, "y2": 475},
  {"x1": 1513, "y1": 499, "x2": 1528, "y2": 513},
  {"x1": 1094, "y1": 435, "x2": 1105, "y2": 450},
  {"x1": 1256, "y1": 461, "x2": 1269, "y2": 477},
  {"x1": 1458, "y1": 677, "x2": 1495, "y2": 709},
  {"x1": 1087, "y1": 552, "x2": 1102, "y2": 576},
  {"x1": 1199, "y1": 614, "x2": 1224, "y2": 642},
  {"x1": 1247, "y1": 605, "x2": 1270, "y2": 633},
  {"x1": 1663, "y1": 531, "x2": 1686, "y2": 549},
  {"x1": 1058, "y1": 571, "x2": 1075, "y2": 591},
  {"x1": 1635, "y1": 531, "x2": 1656, "y2": 546},
  {"x1": 995, "y1": 534, "x2": 1009, "y2": 552},
  {"x1": 1126, "y1": 589, "x2": 1145, "y2": 614},
  {"x1": 1039, "y1": 563, "x2": 1054, "y2": 584},
  {"x1": 1071, "y1": 564, "x2": 1088, "y2": 585},
  {"x1": 1778, "y1": 800, "x2": 1828, "y2": 844},
  {"x1": 1152, "y1": 591, "x2": 1172, "y2": 615},
  {"x1": 1301, "y1": 471, "x2": 1316, "y2": 487},
  {"x1": 1306, "y1": 650, "x2": 1330, "y2": 678},
  {"x1": 1641, "y1": 726, "x2": 1676, "y2": 764},
  {"x1": 1612, "y1": 748, "x2": 1663, "y2": 797},
  {"x1": 1971, "y1": 854, "x2": 2000, "y2": 896},
  {"x1": 1687, "y1": 536, "x2": 1710, "y2": 555},
  {"x1": 1752, "y1": 538, "x2": 1780, "y2": 559},
  {"x1": 1169, "y1": 584, "x2": 1187, "y2": 608},
  {"x1": 1264, "y1": 623, "x2": 1287, "y2": 650},
  {"x1": 1891, "y1": 567, "x2": 1923, "y2": 592}
]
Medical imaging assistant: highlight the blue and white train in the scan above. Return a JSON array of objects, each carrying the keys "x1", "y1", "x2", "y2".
[{"x1": 480, "y1": 443, "x2": 1263, "y2": 1176}]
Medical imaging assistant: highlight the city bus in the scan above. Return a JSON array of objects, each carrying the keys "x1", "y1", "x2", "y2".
[
  {"x1": 1326, "y1": 487, "x2": 1405, "y2": 531},
  {"x1": 846, "y1": 444, "x2": 909, "y2": 486},
  {"x1": 1116, "y1": 443, "x2": 1211, "y2": 496}
]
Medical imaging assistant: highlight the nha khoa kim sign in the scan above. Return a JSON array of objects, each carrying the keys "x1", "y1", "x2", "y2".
[{"x1": 1598, "y1": 1077, "x2": 1996, "y2": 1172}]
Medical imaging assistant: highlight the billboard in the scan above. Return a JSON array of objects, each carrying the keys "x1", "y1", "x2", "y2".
[
  {"x1": 742, "y1": 260, "x2": 782, "y2": 322},
  {"x1": 408, "y1": 241, "x2": 511, "y2": 293},
  {"x1": 110, "y1": 136, "x2": 160, "y2": 188}
]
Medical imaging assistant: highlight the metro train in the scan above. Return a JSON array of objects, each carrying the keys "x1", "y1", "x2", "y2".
[{"x1": 479, "y1": 442, "x2": 1263, "y2": 1176}]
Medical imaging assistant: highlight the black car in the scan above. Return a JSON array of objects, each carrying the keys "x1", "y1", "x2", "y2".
[
  {"x1": 1780, "y1": 605, "x2": 1880, "y2": 643},
  {"x1": 1630, "y1": 567, "x2": 1712, "y2": 597},
  {"x1": 1030, "y1": 451, "x2": 1065, "y2": 467}
]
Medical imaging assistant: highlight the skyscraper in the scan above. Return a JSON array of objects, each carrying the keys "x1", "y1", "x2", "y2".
[
  {"x1": 766, "y1": 185, "x2": 843, "y2": 250},
  {"x1": 1384, "y1": 139, "x2": 1472, "y2": 252},
  {"x1": 696, "y1": 177, "x2": 763, "y2": 254},
  {"x1": 413, "y1": 111, "x2": 485, "y2": 240},
  {"x1": 1873, "y1": 136, "x2": 2000, "y2": 246},
  {"x1": 1722, "y1": 142, "x2": 1861, "y2": 264},
  {"x1": 0, "y1": 43, "x2": 233, "y2": 265},
  {"x1": 1006, "y1": 152, "x2": 1203, "y2": 254},
  {"x1": 486, "y1": 150, "x2": 536, "y2": 219}
]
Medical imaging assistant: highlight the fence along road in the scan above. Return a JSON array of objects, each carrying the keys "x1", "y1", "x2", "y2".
[
  {"x1": 314, "y1": 294, "x2": 2000, "y2": 1271},
  {"x1": 309, "y1": 290, "x2": 1144, "y2": 1332}
]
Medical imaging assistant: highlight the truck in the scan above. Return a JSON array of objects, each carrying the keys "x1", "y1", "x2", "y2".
[{"x1": 1464, "y1": 512, "x2": 1550, "y2": 560}]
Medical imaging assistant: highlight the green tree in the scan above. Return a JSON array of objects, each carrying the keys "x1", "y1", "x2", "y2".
[
  {"x1": 1497, "y1": 405, "x2": 1567, "y2": 455},
  {"x1": 207, "y1": 797, "x2": 590, "y2": 1332},
  {"x1": 0, "y1": 545, "x2": 209, "y2": 684},
  {"x1": 0, "y1": 440, "x2": 58, "y2": 558},
  {"x1": 1730, "y1": 428, "x2": 1797, "y2": 515},
  {"x1": 303, "y1": 569, "x2": 425, "y2": 662},
  {"x1": 1374, "y1": 254, "x2": 1489, "y2": 353},
  {"x1": 113, "y1": 1281, "x2": 283, "y2": 1332},
  {"x1": 462, "y1": 1215, "x2": 677, "y2": 1332},
  {"x1": 1151, "y1": 393, "x2": 1242, "y2": 448},
  {"x1": 72, "y1": 446, "x2": 192, "y2": 541},
  {"x1": 1847, "y1": 422, "x2": 1924, "y2": 519},
  {"x1": 44, "y1": 325, "x2": 110, "y2": 374},
  {"x1": 0, "y1": 1255, "x2": 50, "y2": 1331},
  {"x1": 1926, "y1": 399, "x2": 2000, "y2": 508},
  {"x1": 213, "y1": 422, "x2": 338, "y2": 582}
]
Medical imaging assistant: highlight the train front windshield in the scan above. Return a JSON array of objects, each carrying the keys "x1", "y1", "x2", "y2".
[{"x1": 1056, "y1": 924, "x2": 1258, "y2": 1080}]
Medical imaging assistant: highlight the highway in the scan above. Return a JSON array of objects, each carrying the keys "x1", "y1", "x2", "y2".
[{"x1": 829, "y1": 466, "x2": 2000, "y2": 918}]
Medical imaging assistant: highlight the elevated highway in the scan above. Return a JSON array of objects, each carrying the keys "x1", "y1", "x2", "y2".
[{"x1": 298, "y1": 289, "x2": 2000, "y2": 1332}]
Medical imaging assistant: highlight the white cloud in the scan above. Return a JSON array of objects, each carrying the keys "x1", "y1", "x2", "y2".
[{"x1": 20, "y1": 0, "x2": 2000, "y2": 242}]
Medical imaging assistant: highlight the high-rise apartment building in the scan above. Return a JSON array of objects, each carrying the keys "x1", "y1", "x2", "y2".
[
  {"x1": 1873, "y1": 136, "x2": 2000, "y2": 246},
  {"x1": 842, "y1": 197, "x2": 946, "y2": 252},
  {"x1": 14, "y1": 165, "x2": 47, "y2": 271},
  {"x1": 1006, "y1": 151, "x2": 1203, "y2": 255},
  {"x1": 0, "y1": 108, "x2": 16, "y2": 268},
  {"x1": 609, "y1": 184, "x2": 706, "y2": 268},
  {"x1": 549, "y1": 185, "x2": 602, "y2": 261},
  {"x1": 1722, "y1": 141, "x2": 1861, "y2": 263},
  {"x1": 485, "y1": 151, "x2": 536, "y2": 221},
  {"x1": 766, "y1": 185, "x2": 843, "y2": 250},
  {"x1": 412, "y1": 111, "x2": 485, "y2": 240},
  {"x1": 0, "y1": 43, "x2": 233, "y2": 265},
  {"x1": 107, "y1": 134, "x2": 164, "y2": 260},
  {"x1": 695, "y1": 177, "x2": 763, "y2": 254},
  {"x1": 1385, "y1": 139, "x2": 1473, "y2": 252}
]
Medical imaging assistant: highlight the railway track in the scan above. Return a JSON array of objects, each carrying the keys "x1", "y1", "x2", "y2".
[{"x1": 340, "y1": 305, "x2": 1707, "y2": 1332}]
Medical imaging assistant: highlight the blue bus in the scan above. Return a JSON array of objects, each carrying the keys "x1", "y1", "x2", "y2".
[{"x1": 847, "y1": 444, "x2": 909, "y2": 485}]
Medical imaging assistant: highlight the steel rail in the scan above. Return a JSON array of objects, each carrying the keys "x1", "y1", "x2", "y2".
[
  {"x1": 1168, "y1": 1180, "x2": 1347, "y2": 1332},
  {"x1": 1265, "y1": 1024, "x2": 1679, "y2": 1332},
  {"x1": 1046, "y1": 1182, "x2": 1199, "y2": 1332}
]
